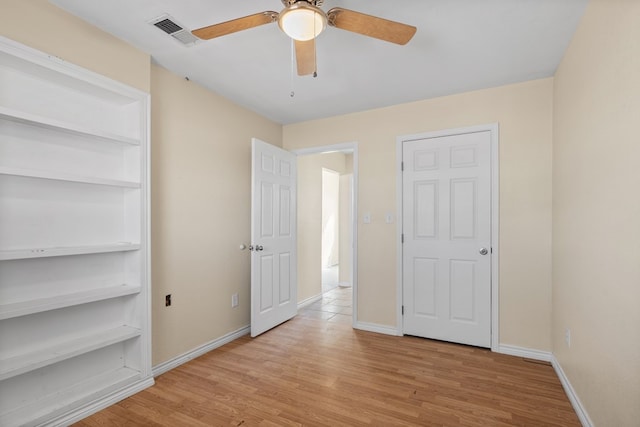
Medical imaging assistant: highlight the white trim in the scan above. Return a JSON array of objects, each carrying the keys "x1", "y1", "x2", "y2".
[
  {"x1": 395, "y1": 140, "x2": 404, "y2": 334},
  {"x1": 45, "y1": 377, "x2": 155, "y2": 427},
  {"x1": 292, "y1": 142, "x2": 359, "y2": 329},
  {"x1": 551, "y1": 356, "x2": 593, "y2": 427},
  {"x1": 297, "y1": 294, "x2": 322, "y2": 310},
  {"x1": 395, "y1": 123, "x2": 500, "y2": 348},
  {"x1": 355, "y1": 321, "x2": 401, "y2": 336},
  {"x1": 0, "y1": 36, "x2": 149, "y2": 99},
  {"x1": 489, "y1": 124, "x2": 500, "y2": 351},
  {"x1": 292, "y1": 142, "x2": 355, "y2": 156},
  {"x1": 496, "y1": 344, "x2": 552, "y2": 362},
  {"x1": 152, "y1": 326, "x2": 250, "y2": 377}
]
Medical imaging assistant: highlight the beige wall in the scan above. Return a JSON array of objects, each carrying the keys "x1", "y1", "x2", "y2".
[
  {"x1": 338, "y1": 171, "x2": 353, "y2": 285},
  {"x1": 297, "y1": 152, "x2": 350, "y2": 302},
  {"x1": 150, "y1": 65, "x2": 282, "y2": 365},
  {"x1": 0, "y1": 0, "x2": 150, "y2": 92},
  {"x1": 284, "y1": 79, "x2": 554, "y2": 350},
  {"x1": 552, "y1": 0, "x2": 640, "y2": 424},
  {"x1": 321, "y1": 169, "x2": 340, "y2": 268}
]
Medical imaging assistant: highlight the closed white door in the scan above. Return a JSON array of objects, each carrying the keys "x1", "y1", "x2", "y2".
[
  {"x1": 402, "y1": 130, "x2": 492, "y2": 347},
  {"x1": 251, "y1": 138, "x2": 297, "y2": 337}
]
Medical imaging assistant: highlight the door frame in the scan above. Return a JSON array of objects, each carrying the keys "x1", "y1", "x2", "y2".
[
  {"x1": 395, "y1": 124, "x2": 500, "y2": 350},
  {"x1": 292, "y1": 142, "x2": 359, "y2": 328}
]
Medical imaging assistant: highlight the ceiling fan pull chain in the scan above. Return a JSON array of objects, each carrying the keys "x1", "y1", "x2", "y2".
[{"x1": 290, "y1": 38, "x2": 295, "y2": 97}]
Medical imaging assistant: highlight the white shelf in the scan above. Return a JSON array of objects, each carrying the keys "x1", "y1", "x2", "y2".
[
  {"x1": 0, "y1": 284, "x2": 141, "y2": 321},
  {"x1": 0, "y1": 325, "x2": 141, "y2": 381},
  {"x1": 0, "y1": 243, "x2": 140, "y2": 261},
  {"x1": 0, "y1": 367, "x2": 142, "y2": 427},
  {"x1": 0, "y1": 106, "x2": 140, "y2": 146},
  {"x1": 0, "y1": 166, "x2": 140, "y2": 188},
  {"x1": 0, "y1": 35, "x2": 152, "y2": 426}
]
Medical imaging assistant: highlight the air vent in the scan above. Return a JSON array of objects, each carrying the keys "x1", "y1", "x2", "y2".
[
  {"x1": 154, "y1": 18, "x2": 183, "y2": 35},
  {"x1": 149, "y1": 14, "x2": 199, "y2": 47}
]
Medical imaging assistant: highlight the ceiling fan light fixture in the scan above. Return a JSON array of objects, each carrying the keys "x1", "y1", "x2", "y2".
[{"x1": 278, "y1": 2, "x2": 327, "y2": 41}]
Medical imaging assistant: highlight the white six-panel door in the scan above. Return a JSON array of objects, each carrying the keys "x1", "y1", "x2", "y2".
[
  {"x1": 402, "y1": 130, "x2": 492, "y2": 347},
  {"x1": 251, "y1": 139, "x2": 297, "y2": 337}
]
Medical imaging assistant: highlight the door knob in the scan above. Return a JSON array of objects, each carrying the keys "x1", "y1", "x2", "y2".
[
  {"x1": 256, "y1": 245, "x2": 264, "y2": 251},
  {"x1": 479, "y1": 247, "x2": 489, "y2": 256}
]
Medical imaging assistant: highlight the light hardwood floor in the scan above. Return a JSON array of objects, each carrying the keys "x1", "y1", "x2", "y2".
[{"x1": 75, "y1": 296, "x2": 579, "y2": 426}]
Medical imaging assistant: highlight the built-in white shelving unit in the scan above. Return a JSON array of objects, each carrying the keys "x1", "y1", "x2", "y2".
[{"x1": 0, "y1": 36, "x2": 153, "y2": 426}]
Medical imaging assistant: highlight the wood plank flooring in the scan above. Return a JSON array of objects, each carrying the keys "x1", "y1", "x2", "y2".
[{"x1": 75, "y1": 299, "x2": 580, "y2": 426}]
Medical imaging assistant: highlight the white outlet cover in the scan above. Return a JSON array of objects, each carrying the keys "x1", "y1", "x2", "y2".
[{"x1": 363, "y1": 213, "x2": 371, "y2": 224}]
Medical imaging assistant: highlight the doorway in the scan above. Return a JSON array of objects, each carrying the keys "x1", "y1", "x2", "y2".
[
  {"x1": 321, "y1": 168, "x2": 354, "y2": 295},
  {"x1": 294, "y1": 143, "x2": 358, "y2": 327}
]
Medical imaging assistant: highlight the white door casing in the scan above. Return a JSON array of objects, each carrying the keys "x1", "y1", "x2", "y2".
[
  {"x1": 251, "y1": 138, "x2": 297, "y2": 337},
  {"x1": 401, "y1": 129, "x2": 493, "y2": 348}
]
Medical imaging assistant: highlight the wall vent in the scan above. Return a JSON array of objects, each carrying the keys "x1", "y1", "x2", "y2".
[{"x1": 149, "y1": 15, "x2": 199, "y2": 46}]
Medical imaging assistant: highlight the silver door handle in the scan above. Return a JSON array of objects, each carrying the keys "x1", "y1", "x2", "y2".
[
  {"x1": 255, "y1": 245, "x2": 264, "y2": 251},
  {"x1": 479, "y1": 247, "x2": 489, "y2": 256}
]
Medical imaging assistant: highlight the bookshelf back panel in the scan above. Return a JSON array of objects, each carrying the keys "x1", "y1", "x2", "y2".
[
  {"x1": 0, "y1": 176, "x2": 139, "y2": 249},
  {"x1": 0, "y1": 343, "x2": 129, "y2": 414},
  {"x1": 0, "y1": 252, "x2": 135, "y2": 302},
  {"x1": 0, "y1": 119, "x2": 140, "y2": 182},
  {"x1": 0, "y1": 298, "x2": 137, "y2": 358},
  {"x1": 0, "y1": 55, "x2": 142, "y2": 140}
]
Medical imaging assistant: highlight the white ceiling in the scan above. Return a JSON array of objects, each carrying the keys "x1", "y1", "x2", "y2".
[{"x1": 51, "y1": 0, "x2": 588, "y2": 125}]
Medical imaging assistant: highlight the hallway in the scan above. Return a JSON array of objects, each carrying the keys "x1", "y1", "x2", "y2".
[{"x1": 299, "y1": 286, "x2": 352, "y2": 325}]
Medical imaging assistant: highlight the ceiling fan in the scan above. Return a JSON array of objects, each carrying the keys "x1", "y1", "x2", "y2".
[{"x1": 192, "y1": 0, "x2": 417, "y2": 76}]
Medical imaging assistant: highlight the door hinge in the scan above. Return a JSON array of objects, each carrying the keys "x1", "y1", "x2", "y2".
[
  {"x1": 491, "y1": 247, "x2": 493, "y2": 254},
  {"x1": 401, "y1": 234, "x2": 404, "y2": 243},
  {"x1": 401, "y1": 305, "x2": 404, "y2": 315},
  {"x1": 401, "y1": 161, "x2": 404, "y2": 171}
]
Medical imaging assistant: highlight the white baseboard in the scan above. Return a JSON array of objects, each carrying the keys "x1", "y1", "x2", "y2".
[
  {"x1": 355, "y1": 321, "x2": 401, "y2": 336},
  {"x1": 496, "y1": 345, "x2": 591, "y2": 426},
  {"x1": 496, "y1": 344, "x2": 552, "y2": 362},
  {"x1": 48, "y1": 377, "x2": 155, "y2": 426},
  {"x1": 152, "y1": 325, "x2": 250, "y2": 377},
  {"x1": 297, "y1": 294, "x2": 322, "y2": 310},
  {"x1": 551, "y1": 356, "x2": 593, "y2": 427}
]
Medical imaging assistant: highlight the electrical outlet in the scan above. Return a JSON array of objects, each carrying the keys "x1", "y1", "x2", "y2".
[
  {"x1": 165, "y1": 294, "x2": 172, "y2": 307},
  {"x1": 231, "y1": 293, "x2": 239, "y2": 308},
  {"x1": 565, "y1": 328, "x2": 571, "y2": 347}
]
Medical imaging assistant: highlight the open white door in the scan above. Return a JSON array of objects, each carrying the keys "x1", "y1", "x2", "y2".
[{"x1": 251, "y1": 138, "x2": 297, "y2": 337}]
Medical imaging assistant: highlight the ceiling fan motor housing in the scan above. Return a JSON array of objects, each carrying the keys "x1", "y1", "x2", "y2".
[
  {"x1": 278, "y1": 1, "x2": 328, "y2": 41},
  {"x1": 281, "y1": 0, "x2": 324, "y2": 6}
]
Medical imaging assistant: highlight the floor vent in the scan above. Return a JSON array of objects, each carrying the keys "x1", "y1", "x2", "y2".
[{"x1": 149, "y1": 15, "x2": 199, "y2": 46}]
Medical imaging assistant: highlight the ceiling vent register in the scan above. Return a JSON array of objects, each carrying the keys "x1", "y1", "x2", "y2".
[{"x1": 149, "y1": 15, "x2": 199, "y2": 46}]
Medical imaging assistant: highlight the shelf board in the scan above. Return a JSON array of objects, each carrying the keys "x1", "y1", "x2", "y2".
[
  {"x1": 0, "y1": 284, "x2": 141, "y2": 321},
  {"x1": 0, "y1": 166, "x2": 140, "y2": 188},
  {"x1": 0, "y1": 325, "x2": 141, "y2": 381},
  {"x1": 0, "y1": 366, "x2": 143, "y2": 427},
  {"x1": 0, "y1": 105, "x2": 140, "y2": 145},
  {"x1": 0, "y1": 243, "x2": 140, "y2": 261}
]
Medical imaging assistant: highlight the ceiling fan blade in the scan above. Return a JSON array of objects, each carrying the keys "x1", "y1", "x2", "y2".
[
  {"x1": 192, "y1": 11, "x2": 278, "y2": 40},
  {"x1": 295, "y1": 39, "x2": 316, "y2": 76},
  {"x1": 327, "y1": 7, "x2": 416, "y2": 45}
]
